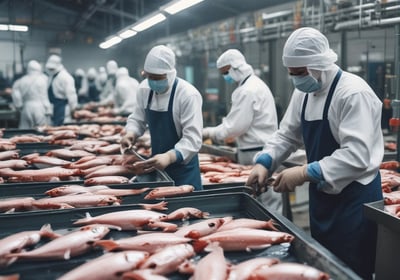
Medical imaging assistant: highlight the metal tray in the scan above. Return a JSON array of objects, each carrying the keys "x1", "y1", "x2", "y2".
[
  {"x1": 16, "y1": 143, "x2": 65, "y2": 156},
  {"x1": 0, "y1": 193, "x2": 359, "y2": 279},
  {"x1": 2, "y1": 128, "x2": 44, "y2": 138},
  {"x1": 200, "y1": 144, "x2": 237, "y2": 162}
]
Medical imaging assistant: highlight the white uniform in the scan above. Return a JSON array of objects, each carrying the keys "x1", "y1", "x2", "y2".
[
  {"x1": 12, "y1": 72, "x2": 51, "y2": 129},
  {"x1": 125, "y1": 76, "x2": 203, "y2": 164},
  {"x1": 113, "y1": 72, "x2": 139, "y2": 115},
  {"x1": 48, "y1": 67, "x2": 78, "y2": 123},
  {"x1": 262, "y1": 64, "x2": 383, "y2": 194}
]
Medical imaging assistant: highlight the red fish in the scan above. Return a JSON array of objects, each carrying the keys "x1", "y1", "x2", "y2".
[
  {"x1": 191, "y1": 246, "x2": 228, "y2": 280},
  {"x1": 32, "y1": 193, "x2": 121, "y2": 209}
]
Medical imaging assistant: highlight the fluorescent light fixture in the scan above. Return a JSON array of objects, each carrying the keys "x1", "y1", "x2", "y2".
[
  {"x1": 132, "y1": 13, "x2": 166, "y2": 32},
  {"x1": 0, "y1": 24, "x2": 29, "y2": 32},
  {"x1": 163, "y1": 0, "x2": 204, "y2": 15},
  {"x1": 99, "y1": 36, "x2": 122, "y2": 49},
  {"x1": 119, "y1": 29, "x2": 137, "y2": 39}
]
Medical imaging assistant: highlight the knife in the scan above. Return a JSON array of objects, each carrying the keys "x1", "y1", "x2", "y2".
[{"x1": 120, "y1": 145, "x2": 146, "y2": 161}]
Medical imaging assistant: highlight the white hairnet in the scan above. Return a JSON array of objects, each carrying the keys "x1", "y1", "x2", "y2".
[
  {"x1": 144, "y1": 45, "x2": 176, "y2": 75},
  {"x1": 45, "y1": 54, "x2": 62, "y2": 71},
  {"x1": 282, "y1": 27, "x2": 338, "y2": 70},
  {"x1": 75, "y1": 68, "x2": 85, "y2": 77},
  {"x1": 106, "y1": 60, "x2": 118, "y2": 75},
  {"x1": 87, "y1": 67, "x2": 97, "y2": 79},
  {"x1": 216, "y1": 49, "x2": 246, "y2": 69},
  {"x1": 116, "y1": 67, "x2": 129, "y2": 78},
  {"x1": 27, "y1": 60, "x2": 42, "y2": 73}
]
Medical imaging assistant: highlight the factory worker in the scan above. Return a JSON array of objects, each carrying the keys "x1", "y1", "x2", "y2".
[
  {"x1": 96, "y1": 66, "x2": 108, "y2": 93},
  {"x1": 246, "y1": 27, "x2": 383, "y2": 279},
  {"x1": 112, "y1": 67, "x2": 139, "y2": 115},
  {"x1": 12, "y1": 60, "x2": 51, "y2": 128},
  {"x1": 203, "y1": 49, "x2": 282, "y2": 212},
  {"x1": 86, "y1": 67, "x2": 100, "y2": 102},
  {"x1": 99, "y1": 60, "x2": 118, "y2": 101},
  {"x1": 45, "y1": 54, "x2": 78, "y2": 126},
  {"x1": 121, "y1": 45, "x2": 203, "y2": 190},
  {"x1": 73, "y1": 68, "x2": 88, "y2": 104}
]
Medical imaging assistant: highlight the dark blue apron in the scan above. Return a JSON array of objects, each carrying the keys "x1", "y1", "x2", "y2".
[
  {"x1": 48, "y1": 72, "x2": 68, "y2": 126},
  {"x1": 301, "y1": 70, "x2": 382, "y2": 280},
  {"x1": 145, "y1": 79, "x2": 202, "y2": 190}
]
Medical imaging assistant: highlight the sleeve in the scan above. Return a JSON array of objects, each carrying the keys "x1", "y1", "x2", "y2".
[
  {"x1": 11, "y1": 79, "x2": 23, "y2": 109},
  {"x1": 63, "y1": 74, "x2": 78, "y2": 111},
  {"x1": 174, "y1": 86, "x2": 203, "y2": 164},
  {"x1": 38, "y1": 76, "x2": 52, "y2": 115},
  {"x1": 124, "y1": 85, "x2": 147, "y2": 137},
  {"x1": 117, "y1": 79, "x2": 138, "y2": 114},
  {"x1": 208, "y1": 88, "x2": 254, "y2": 141}
]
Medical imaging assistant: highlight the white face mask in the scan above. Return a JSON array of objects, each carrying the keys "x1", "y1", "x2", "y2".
[{"x1": 291, "y1": 74, "x2": 322, "y2": 92}]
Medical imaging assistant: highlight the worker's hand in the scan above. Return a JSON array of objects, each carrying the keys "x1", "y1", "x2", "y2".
[
  {"x1": 246, "y1": 164, "x2": 270, "y2": 195},
  {"x1": 133, "y1": 150, "x2": 176, "y2": 172},
  {"x1": 273, "y1": 165, "x2": 308, "y2": 192},
  {"x1": 120, "y1": 131, "x2": 137, "y2": 150}
]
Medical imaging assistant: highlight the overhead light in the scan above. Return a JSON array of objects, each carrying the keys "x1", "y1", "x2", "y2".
[
  {"x1": 163, "y1": 0, "x2": 204, "y2": 15},
  {"x1": 119, "y1": 29, "x2": 137, "y2": 39},
  {"x1": 132, "y1": 13, "x2": 166, "y2": 32},
  {"x1": 0, "y1": 24, "x2": 29, "y2": 32},
  {"x1": 99, "y1": 36, "x2": 122, "y2": 49}
]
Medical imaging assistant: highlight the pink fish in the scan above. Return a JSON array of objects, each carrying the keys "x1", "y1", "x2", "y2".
[
  {"x1": 84, "y1": 165, "x2": 134, "y2": 179},
  {"x1": 73, "y1": 209, "x2": 167, "y2": 230},
  {"x1": 139, "y1": 244, "x2": 195, "y2": 275},
  {"x1": 6, "y1": 224, "x2": 110, "y2": 261},
  {"x1": 217, "y1": 218, "x2": 279, "y2": 232},
  {"x1": 160, "y1": 207, "x2": 209, "y2": 221},
  {"x1": 249, "y1": 262, "x2": 330, "y2": 280},
  {"x1": 27, "y1": 156, "x2": 72, "y2": 167},
  {"x1": 84, "y1": 176, "x2": 129, "y2": 186},
  {"x1": 191, "y1": 246, "x2": 228, "y2": 280},
  {"x1": 193, "y1": 228, "x2": 294, "y2": 252},
  {"x1": 58, "y1": 251, "x2": 149, "y2": 280},
  {"x1": 0, "y1": 197, "x2": 35, "y2": 213},
  {"x1": 32, "y1": 193, "x2": 121, "y2": 209},
  {"x1": 174, "y1": 217, "x2": 227, "y2": 238},
  {"x1": 0, "y1": 160, "x2": 28, "y2": 169},
  {"x1": 44, "y1": 185, "x2": 109, "y2": 197},
  {"x1": 143, "y1": 185, "x2": 194, "y2": 200},
  {"x1": 95, "y1": 232, "x2": 191, "y2": 253},
  {"x1": 0, "y1": 224, "x2": 59, "y2": 266},
  {"x1": 228, "y1": 257, "x2": 280, "y2": 280}
]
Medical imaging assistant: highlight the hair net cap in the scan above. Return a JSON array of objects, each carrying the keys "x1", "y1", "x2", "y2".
[
  {"x1": 27, "y1": 60, "x2": 42, "y2": 73},
  {"x1": 282, "y1": 27, "x2": 338, "y2": 70},
  {"x1": 106, "y1": 60, "x2": 118, "y2": 75},
  {"x1": 116, "y1": 67, "x2": 129, "y2": 78},
  {"x1": 45, "y1": 54, "x2": 62, "y2": 70},
  {"x1": 75, "y1": 68, "x2": 85, "y2": 76},
  {"x1": 216, "y1": 49, "x2": 247, "y2": 69},
  {"x1": 87, "y1": 67, "x2": 97, "y2": 79},
  {"x1": 144, "y1": 45, "x2": 176, "y2": 75}
]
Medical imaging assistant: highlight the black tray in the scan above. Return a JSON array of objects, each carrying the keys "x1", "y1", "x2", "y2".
[
  {"x1": 16, "y1": 143, "x2": 66, "y2": 156},
  {"x1": 0, "y1": 193, "x2": 359, "y2": 279},
  {"x1": 2, "y1": 128, "x2": 44, "y2": 138}
]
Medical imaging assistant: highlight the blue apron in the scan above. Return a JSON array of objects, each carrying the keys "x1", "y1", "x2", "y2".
[
  {"x1": 145, "y1": 79, "x2": 202, "y2": 190},
  {"x1": 48, "y1": 72, "x2": 68, "y2": 126},
  {"x1": 301, "y1": 70, "x2": 382, "y2": 280}
]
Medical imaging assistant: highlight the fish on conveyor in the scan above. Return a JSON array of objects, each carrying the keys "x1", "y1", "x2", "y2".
[
  {"x1": 143, "y1": 185, "x2": 194, "y2": 200},
  {"x1": 32, "y1": 193, "x2": 121, "y2": 209},
  {"x1": 227, "y1": 257, "x2": 280, "y2": 280},
  {"x1": 174, "y1": 217, "x2": 227, "y2": 238},
  {"x1": 0, "y1": 160, "x2": 28, "y2": 169},
  {"x1": 160, "y1": 207, "x2": 209, "y2": 221},
  {"x1": 6, "y1": 224, "x2": 110, "y2": 261},
  {"x1": 45, "y1": 185, "x2": 109, "y2": 197},
  {"x1": 0, "y1": 197, "x2": 35, "y2": 213},
  {"x1": 84, "y1": 175, "x2": 130, "y2": 186},
  {"x1": 0, "y1": 167, "x2": 81, "y2": 182},
  {"x1": 217, "y1": 218, "x2": 279, "y2": 232},
  {"x1": 0, "y1": 150, "x2": 20, "y2": 161},
  {"x1": 191, "y1": 246, "x2": 228, "y2": 280},
  {"x1": 26, "y1": 156, "x2": 72, "y2": 167},
  {"x1": 45, "y1": 149, "x2": 94, "y2": 159},
  {"x1": 0, "y1": 224, "x2": 59, "y2": 267},
  {"x1": 84, "y1": 165, "x2": 135, "y2": 179},
  {"x1": 95, "y1": 232, "x2": 191, "y2": 253},
  {"x1": 57, "y1": 250, "x2": 149, "y2": 280}
]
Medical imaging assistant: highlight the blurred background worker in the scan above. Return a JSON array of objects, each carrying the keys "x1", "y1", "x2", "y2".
[
  {"x1": 99, "y1": 60, "x2": 118, "y2": 102},
  {"x1": 73, "y1": 68, "x2": 88, "y2": 104},
  {"x1": 202, "y1": 49, "x2": 282, "y2": 212},
  {"x1": 86, "y1": 67, "x2": 100, "y2": 102},
  {"x1": 11, "y1": 60, "x2": 51, "y2": 128},
  {"x1": 121, "y1": 45, "x2": 203, "y2": 190},
  {"x1": 246, "y1": 27, "x2": 383, "y2": 280},
  {"x1": 112, "y1": 67, "x2": 139, "y2": 116},
  {"x1": 45, "y1": 54, "x2": 78, "y2": 126}
]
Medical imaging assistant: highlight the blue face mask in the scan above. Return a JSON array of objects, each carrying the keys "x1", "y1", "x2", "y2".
[
  {"x1": 291, "y1": 74, "x2": 321, "y2": 93},
  {"x1": 148, "y1": 79, "x2": 169, "y2": 94},
  {"x1": 223, "y1": 74, "x2": 235, "y2": 84}
]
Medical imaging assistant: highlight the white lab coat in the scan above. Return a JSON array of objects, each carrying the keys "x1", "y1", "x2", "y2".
[
  {"x1": 262, "y1": 64, "x2": 383, "y2": 194},
  {"x1": 113, "y1": 74, "x2": 139, "y2": 115},
  {"x1": 48, "y1": 67, "x2": 78, "y2": 122},
  {"x1": 125, "y1": 77, "x2": 203, "y2": 164},
  {"x1": 12, "y1": 72, "x2": 51, "y2": 128}
]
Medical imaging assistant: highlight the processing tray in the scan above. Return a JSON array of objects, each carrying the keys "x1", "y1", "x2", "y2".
[
  {"x1": 364, "y1": 200, "x2": 400, "y2": 280},
  {"x1": 2, "y1": 128, "x2": 44, "y2": 138},
  {"x1": 0, "y1": 193, "x2": 359, "y2": 279}
]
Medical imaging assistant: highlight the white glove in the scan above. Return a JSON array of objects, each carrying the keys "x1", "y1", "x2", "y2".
[
  {"x1": 273, "y1": 165, "x2": 309, "y2": 192},
  {"x1": 133, "y1": 150, "x2": 176, "y2": 172}
]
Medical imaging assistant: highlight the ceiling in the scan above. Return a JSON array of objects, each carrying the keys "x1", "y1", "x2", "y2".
[{"x1": 0, "y1": 0, "x2": 294, "y2": 47}]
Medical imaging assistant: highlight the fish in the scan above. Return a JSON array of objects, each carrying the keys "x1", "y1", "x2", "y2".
[
  {"x1": 139, "y1": 244, "x2": 195, "y2": 275},
  {"x1": 84, "y1": 165, "x2": 135, "y2": 179},
  {"x1": 191, "y1": 245, "x2": 228, "y2": 280},
  {"x1": 0, "y1": 160, "x2": 28, "y2": 169},
  {"x1": 174, "y1": 217, "x2": 227, "y2": 238},
  {"x1": 0, "y1": 150, "x2": 20, "y2": 161},
  {"x1": 0, "y1": 197, "x2": 35, "y2": 213},
  {"x1": 0, "y1": 167, "x2": 81, "y2": 182},
  {"x1": 248, "y1": 262, "x2": 330, "y2": 280},
  {"x1": 122, "y1": 269, "x2": 168, "y2": 280},
  {"x1": 58, "y1": 251, "x2": 149, "y2": 280},
  {"x1": 32, "y1": 193, "x2": 121, "y2": 209},
  {"x1": 0, "y1": 273, "x2": 20, "y2": 280},
  {"x1": 44, "y1": 185, "x2": 109, "y2": 197},
  {"x1": 160, "y1": 207, "x2": 209, "y2": 221},
  {"x1": 0, "y1": 224, "x2": 59, "y2": 267},
  {"x1": 143, "y1": 185, "x2": 195, "y2": 200},
  {"x1": 73, "y1": 209, "x2": 168, "y2": 230},
  {"x1": 45, "y1": 149, "x2": 94, "y2": 159},
  {"x1": 27, "y1": 156, "x2": 72, "y2": 167},
  {"x1": 84, "y1": 176, "x2": 129, "y2": 186},
  {"x1": 217, "y1": 218, "x2": 279, "y2": 232},
  {"x1": 6, "y1": 224, "x2": 110, "y2": 261},
  {"x1": 67, "y1": 156, "x2": 114, "y2": 170},
  {"x1": 95, "y1": 232, "x2": 191, "y2": 253},
  {"x1": 192, "y1": 228, "x2": 294, "y2": 252},
  {"x1": 227, "y1": 257, "x2": 280, "y2": 280}
]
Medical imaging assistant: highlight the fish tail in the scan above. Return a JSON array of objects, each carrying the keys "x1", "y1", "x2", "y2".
[
  {"x1": 39, "y1": 223, "x2": 61, "y2": 239},
  {"x1": 73, "y1": 212, "x2": 93, "y2": 225},
  {"x1": 191, "y1": 240, "x2": 208, "y2": 253},
  {"x1": 94, "y1": 240, "x2": 119, "y2": 251}
]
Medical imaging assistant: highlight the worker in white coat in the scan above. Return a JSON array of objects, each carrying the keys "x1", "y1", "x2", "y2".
[
  {"x1": 246, "y1": 27, "x2": 383, "y2": 279},
  {"x1": 99, "y1": 60, "x2": 118, "y2": 102},
  {"x1": 12, "y1": 60, "x2": 51, "y2": 128},
  {"x1": 121, "y1": 45, "x2": 203, "y2": 190},
  {"x1": 45, "y1": 54, "x2": 78, "y2": 126},
  {"x1": 112, "y1": 67, "x2": 139, "y2": 116}
]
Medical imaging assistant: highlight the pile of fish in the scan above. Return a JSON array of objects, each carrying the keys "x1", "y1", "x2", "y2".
[
  {"x1": 73, "y1": 104, "x2": 126, "y2": 123},
  {"x1": 0, "y1": 205, "x2": 330, "y2": 280}
]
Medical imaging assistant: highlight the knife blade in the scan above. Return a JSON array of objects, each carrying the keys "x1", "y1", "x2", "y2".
[{"x1": 120, "y1": 145, "x2": 146, "y2": 161}]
